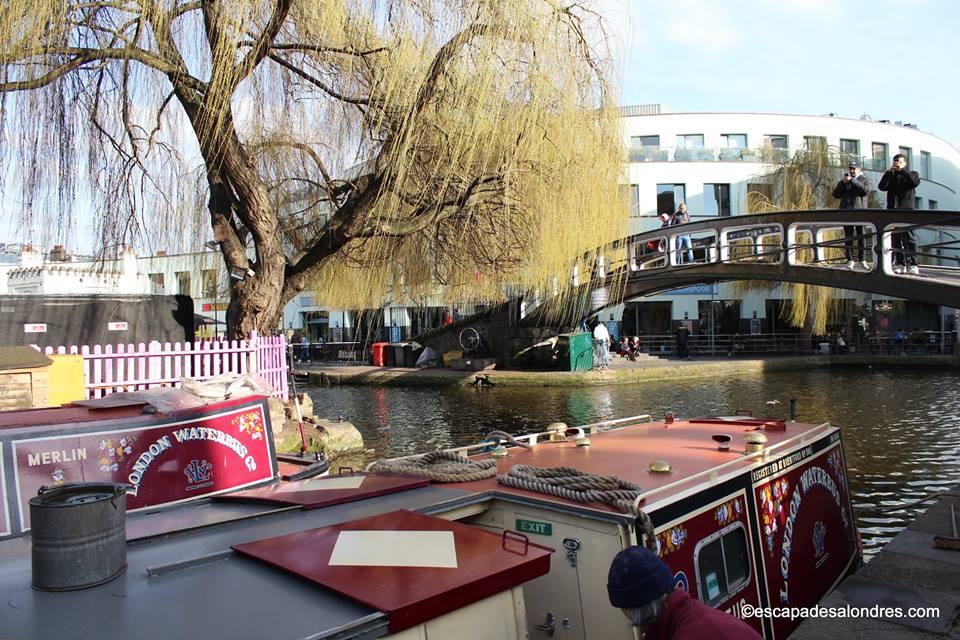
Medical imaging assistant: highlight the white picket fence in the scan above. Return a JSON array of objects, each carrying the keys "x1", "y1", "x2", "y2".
[{"x1": 41, "y1": 331, "x2": 289, "y2": 401}]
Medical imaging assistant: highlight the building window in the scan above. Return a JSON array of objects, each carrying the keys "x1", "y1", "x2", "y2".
[
  {"x1": 915, "y1": 196, "x2": 924, "y2": 209},
  {"x1": 722, "y1": 134, "x2": 747, "y2": 148},
  {"x1": 746, "y1": 183, "x2": 773, "y2": 212},
  {"x1": 930, "y1": 200, "x2": 939, "y2": 210},
  {"x1": 629, "y1": 136, "x2": 663, "y2": 162},
  {"x1": 920, "y1": 151, "x2": 932, "y2": 180},
  {"x1": 839, "y1": 139, "x2": 860, "y2": 163},
  {"x1": 629, "y1": 184, "x2": 640, "y2": 217},
  {"x1": 175, "y1": 271, "x2": 191, "y2": 296},
  {"x1": 202, "y1": 269, "x2": 218, "y2": 298},
  {"x1": 871, "y1": 142, "x2": 888, "y2": 171},
  {"x1": 763, "y1": 135, "x2": 789, "y2": 162},
  {"x1": 695, "y1": 522, "x2": 751, "y2": 606},
  {"x1": 632, "y1": 135, "x2": 660, "y2": 147},
  {"x1": 148, "y1": 273, "x2": 165, "y2": 295},
  {"x1": 803, "y1": 136, "x2": 827, "y2": 152},
  {"x1": 704, "y1": 183, "x2": 731, "y2": 216},
  {"x1": 898, "y1": 146, "x2": 912, "y2": 166},
  {"x1": 676, "y1": 134, "x2": 707, "y2": 161},
  {"x1": 677, "y1": 134, "x2": 704, "y2": 148},
  {"x1": 656, "y1": 184, "x2": 686, "y2": 216}
]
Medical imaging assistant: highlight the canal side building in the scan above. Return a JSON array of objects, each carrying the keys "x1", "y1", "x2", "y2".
[{"x1": 612, "y1": 106, "x2": 960, "y2": 341}]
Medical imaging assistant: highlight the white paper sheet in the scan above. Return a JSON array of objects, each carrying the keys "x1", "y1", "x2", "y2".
[{"x1": 328, "y1": 530, "x2": 458, "y2": 568}]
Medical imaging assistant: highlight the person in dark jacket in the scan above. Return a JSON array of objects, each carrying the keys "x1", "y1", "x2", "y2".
[
  {"x1": 670, "y1": 203, "x2": 694, "y2": 264},
  {"x1": 607, "y1": 546, "x2": 762, "y2": 639},
  {"x1": 832, "y1": 161, "x2": 871, "y2": 269},
  {"x1": 878, "y1": 153, "x2": 922, "y2": 274}
]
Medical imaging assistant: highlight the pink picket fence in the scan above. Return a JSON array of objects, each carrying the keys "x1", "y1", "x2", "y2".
[{"x1": 42, "y1": 331, "x2": 289, "y2": 401}]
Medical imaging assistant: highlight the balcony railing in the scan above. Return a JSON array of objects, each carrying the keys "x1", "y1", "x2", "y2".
[{"x1": 627, "y1": 146, "x2": 897, "y2": 171}]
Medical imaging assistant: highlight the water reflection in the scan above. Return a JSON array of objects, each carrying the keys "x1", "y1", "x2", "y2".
[{"x1": 306, "y1": 368, "x2": 960, "y2": 558}]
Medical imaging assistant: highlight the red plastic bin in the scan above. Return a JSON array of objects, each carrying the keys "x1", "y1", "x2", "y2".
[{"x1": 371, "y1": 342, "x2": 389, "y2": 367}]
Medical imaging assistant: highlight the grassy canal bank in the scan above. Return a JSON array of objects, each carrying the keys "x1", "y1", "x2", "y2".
[{"x1": 301, "y1": 354, "x2": 960, "y2": 388}]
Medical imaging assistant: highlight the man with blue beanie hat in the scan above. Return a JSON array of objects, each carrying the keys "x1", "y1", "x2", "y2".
[{"x1": 607, "y1": 546, "x2": 761, "y2": 639}]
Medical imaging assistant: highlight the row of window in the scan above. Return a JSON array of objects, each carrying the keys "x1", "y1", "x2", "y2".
[
  {"x1": 626, "y1": 183, "x2": 731, "y2": 217},
  {"x1": 148, "y1": 269, "x2": 220, "y2": 297},
  {"x1": 626, "y1": 182, "x2": 940, "y2": 218},
  {"x1": 630, "y1": 134, "x2": 933, "y2": 179}
]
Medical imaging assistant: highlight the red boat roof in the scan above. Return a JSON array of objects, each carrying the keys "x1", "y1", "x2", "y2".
[{"x1": 443, "y1": 417, "x2": 834, "y2": 515}]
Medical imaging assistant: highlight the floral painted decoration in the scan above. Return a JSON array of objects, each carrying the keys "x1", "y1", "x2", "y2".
[
  {"x1": 234, "y1": 412, "x2": 264, "y2": 440},
  {"x1": 98, "y1": 436, "x2": 135, "y2": 473},
  {"x1": 760, "y1": 479, "x2": 790, "y2": 555},
  {"x1": 657, "y1": 525, "x2": 688, "y2": 556},
  {"x1": 715, "y1": 497, "x2": 743, "y2": 527}
]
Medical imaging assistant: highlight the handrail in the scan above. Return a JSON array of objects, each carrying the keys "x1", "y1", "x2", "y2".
[{"x1": 364, "y1": 413, "x2": 654, "y2": 470}]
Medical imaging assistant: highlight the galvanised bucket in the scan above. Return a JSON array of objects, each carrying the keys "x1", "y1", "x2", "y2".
[{"x1": 29, "y1": 482, "x2": 129, "y2": 591}]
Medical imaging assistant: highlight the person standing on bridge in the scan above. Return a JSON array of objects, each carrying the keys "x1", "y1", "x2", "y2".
[
  {"x1": 670, "y1": 203, "x2": 695, "y2": 264},
  {"x1": 878, "y1": 153, "x2": 922, "y2": 275},
  {"x1": 832, "y1": 161, "x2": 871, "y2": 270}
]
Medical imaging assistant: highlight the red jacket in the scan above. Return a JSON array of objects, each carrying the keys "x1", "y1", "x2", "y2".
[{"x1": 644, "y1": 590, "x2": 761, "y2": 640}]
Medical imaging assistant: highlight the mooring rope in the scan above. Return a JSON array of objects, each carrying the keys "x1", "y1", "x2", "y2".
[
  {"x1": 484, "y1": 430, "x2": 533, "y2": 449},
  {"x1": 497, "y1": 464, "x2": 657, "y2": 551},
  {"x1": 368, "y1": 450, "x2": 497, "y2": 483}
]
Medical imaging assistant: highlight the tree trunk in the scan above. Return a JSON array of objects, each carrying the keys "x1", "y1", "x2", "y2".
[{"x1": 226, "y1": 272, "x2": 285, "y2": 339}]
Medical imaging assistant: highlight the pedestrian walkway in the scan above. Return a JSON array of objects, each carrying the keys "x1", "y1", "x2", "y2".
[
  {"x1": 792, "y1": 487, "x2": 960, "y2": 638},
  {"x1": 298, "y1": 354, "x2": 960, "y2": 388}
]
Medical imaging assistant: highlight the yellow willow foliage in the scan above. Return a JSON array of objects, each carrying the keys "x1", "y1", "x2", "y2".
[
  {"x1": 288, "y1": 1, "x2": 627, "y2": 310},
  {"x1": 0, "y1": 0, "x2": 626, "y2": 316},
  {"x1": 743, "y1": 145, "x2": 848, "y2": 334}
]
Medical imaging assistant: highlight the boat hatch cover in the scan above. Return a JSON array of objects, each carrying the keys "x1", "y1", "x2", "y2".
[
  {"x1": 215, "y1": 473, "x2": 430, "y2": 510},
  {"x1": 232, "y1": 509, "x2": 553, "y2": 633}
]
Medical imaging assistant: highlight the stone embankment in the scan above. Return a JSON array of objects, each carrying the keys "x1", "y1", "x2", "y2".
[
  {"x1": 301, "y1": 355, "x2": 960, "y2": 388},
  {"x1": 268, "y1": 394, "x2": 364, "y2": 456}
]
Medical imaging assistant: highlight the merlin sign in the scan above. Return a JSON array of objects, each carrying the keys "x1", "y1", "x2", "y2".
[{"x1": 0, "y1": 396, "x2": 276, "y2": 536}]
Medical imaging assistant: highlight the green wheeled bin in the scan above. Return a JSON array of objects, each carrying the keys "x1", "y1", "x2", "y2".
[{"x1": 557, "y1": 332, "x2": 593, "y2": 371}]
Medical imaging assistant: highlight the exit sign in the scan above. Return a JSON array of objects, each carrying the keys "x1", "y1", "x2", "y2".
[{"x1": 515, "y1": 518, "x2": 552, "y2": 536}]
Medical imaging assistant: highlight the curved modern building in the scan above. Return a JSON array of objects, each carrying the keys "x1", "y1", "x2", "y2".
[{"x1": 609, "y1": 106, "x2": 960, "y2": 343}]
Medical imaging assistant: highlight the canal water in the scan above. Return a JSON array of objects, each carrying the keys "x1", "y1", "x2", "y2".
[{"x1": 306, "y1": 367, "x2": 960, "y2": 558}]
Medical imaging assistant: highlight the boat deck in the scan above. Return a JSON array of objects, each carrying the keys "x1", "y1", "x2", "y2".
[{"x1": 444, "y1": 416, "x2": 832, "y2": 515}]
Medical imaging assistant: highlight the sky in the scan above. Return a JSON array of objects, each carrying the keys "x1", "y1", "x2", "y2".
[{"x1": 604, "y1": 0, "x2": 960, "y2": 147}]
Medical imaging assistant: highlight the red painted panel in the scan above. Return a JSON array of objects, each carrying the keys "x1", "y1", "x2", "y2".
[
  {"x1": 752, "y1": 437, "x2": 857, "y2": 639},
  {"x1": 653, "y1": 489, "x2": 764, "y2": 636},
  {"x1": 217, "y1": 473, "x2": 430, "y2": 510},
  {"x1": 233, "y1": 509, "x2": 554, "y2": 633},
  {"x1": 11, "y1": 399, "x2": 275, "y2": 529}
]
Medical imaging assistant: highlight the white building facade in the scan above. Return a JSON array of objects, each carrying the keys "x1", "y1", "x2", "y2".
[{"x1": 610, "y1": 107, "x2": 960, "y2": 340}]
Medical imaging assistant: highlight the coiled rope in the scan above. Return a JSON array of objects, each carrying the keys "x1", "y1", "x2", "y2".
[
  {"x1": 497, "y1": 464, "x2": 657, "y2": 551},
  {"x1": 368, "y1": 450, "x2": 497, "y2": 483},
  {"x1": 484, "y1": 430, "x2": 533, "y2": 449}
]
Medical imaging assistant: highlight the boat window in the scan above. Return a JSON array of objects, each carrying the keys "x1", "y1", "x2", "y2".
[{"x1": 695, "y1": 522, "x2": 751, "y2": 606}]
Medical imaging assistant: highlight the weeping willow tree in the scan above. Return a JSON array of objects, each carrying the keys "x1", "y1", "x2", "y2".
[
  {"x1": 0, "y1": 1, "x2": 626, "y2": 337},
  {"x1": 746, "y1": 144, "x2": 876, "y2": 334}
]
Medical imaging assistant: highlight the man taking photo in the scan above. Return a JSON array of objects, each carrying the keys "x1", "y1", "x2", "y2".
[
  {"x1": 878, "y1": 153, "x2": 922, "y2": 274},
  {"x1": 832, "y1": 161, "x2": 870, "y2": 269}
]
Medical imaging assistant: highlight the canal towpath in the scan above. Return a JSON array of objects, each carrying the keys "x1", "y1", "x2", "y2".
[{"x1": 298, "y1": 354, "x2": 960, "y2": 387}]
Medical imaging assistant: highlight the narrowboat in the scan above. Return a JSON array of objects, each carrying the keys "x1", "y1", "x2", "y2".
[{"x1": 0, "y1": 399, "x2": 858, "y2": 639}]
